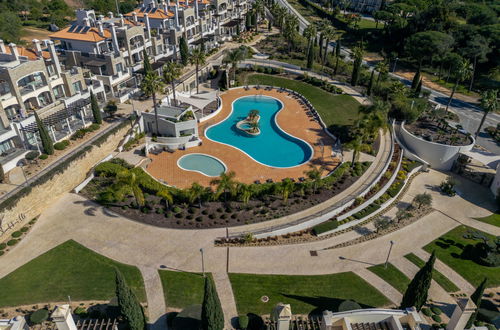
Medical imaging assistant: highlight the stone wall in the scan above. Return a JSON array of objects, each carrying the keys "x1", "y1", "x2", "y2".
[{"x1": 0, "y1": 124, "x2": 129, "y2": 237}]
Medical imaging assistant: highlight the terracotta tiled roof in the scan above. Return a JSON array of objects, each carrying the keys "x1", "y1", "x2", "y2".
[
  {"x1": 125, "y1": 8, "x2": 174, "y2": 19},
  {"x1": 4, "y1": 46, "x2": 50, "y2": 61},
  {"x1": 50, "y1": 26, "x2": 111, "y2": 43}
]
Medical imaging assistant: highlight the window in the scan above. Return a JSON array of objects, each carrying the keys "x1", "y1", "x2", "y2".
[
  {"x1": 53, "y1": 85, "x2": 65, "y2": 99},
  {"x1": 46, "y1": 64, "x2": 56, "y2": 76},
  {"x1": 115, "y1": 63, "x2": 124, "y2": 74},
  {"x1": 72, "y1": 81, "x2": 83, "y2": 93},
  {"x1": 0, "y1": 140, "x2": 14, "y2": 154}
]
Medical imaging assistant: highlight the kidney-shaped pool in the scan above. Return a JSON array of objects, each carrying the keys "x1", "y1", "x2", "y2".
[{"x1": 205, "y1": 95, "x2": 313, "y2": 168}]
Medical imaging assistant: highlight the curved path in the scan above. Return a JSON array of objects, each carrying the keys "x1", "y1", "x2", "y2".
[{"x1": 0, "y1": 170, "x2": 499, "y2": 328}]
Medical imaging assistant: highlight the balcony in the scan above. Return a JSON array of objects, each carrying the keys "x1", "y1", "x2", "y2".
[{"x1": 20, "y1": 82, "x2": 47, "y2": 96}]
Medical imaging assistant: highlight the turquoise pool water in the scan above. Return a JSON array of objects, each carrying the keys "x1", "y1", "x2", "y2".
[
  {"x1": 205, "y1": 95, "x2": 312, "y2": 167},
  {"x1": 178, "y1": 154, "x2": 226, "y2": 177}
]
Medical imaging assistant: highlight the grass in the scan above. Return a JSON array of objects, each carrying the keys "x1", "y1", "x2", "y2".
[
  {"x1": 246, "y1": 74, "x2": 360, "y2": 128},
  {"x1": 367, "y1": 263, "x2": 411, "y2": 293},
  {"x1": 423, "y1": 225, "x2": 500, "y2": 288},
  {"x1": 404, "y1": 253, "x2": 460, "y2": 293},
  {"x1": 0, "y1": 240, "x2": 146, "y2": 307},
  {"x1": 158, "y1": 270, "x2": 209, "y2": 309},
  {"x1": 474, "y1": 213, "x2": 500, "y2": 227},
  {"x1": 228, "y1": 272, "x2": 390, "y2": 315}
]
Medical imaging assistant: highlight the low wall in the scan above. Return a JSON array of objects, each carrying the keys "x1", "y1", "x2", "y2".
[
  {"x1": 0, "y1": 124, "x2": 129, "y2": 238},
  {"x1": 399, "y1": 122, "x2": 474, "y2": 171}
]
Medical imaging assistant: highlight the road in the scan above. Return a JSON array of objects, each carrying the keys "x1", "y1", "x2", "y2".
[{"x1": 273, "y1": 0, "x2": 500, "y2": 154}]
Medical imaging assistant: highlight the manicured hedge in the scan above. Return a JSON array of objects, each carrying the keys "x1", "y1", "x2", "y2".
[
  {"x1": 353, "y1": 203, "x2": 380, "y2": 220},
  {"x1": 312, "y1": 219, "x2": 339, "y2": 235},
  {"x1": 54, "y1": 140, "x2": 70, "y2": 150},
  {"x1": 387, "y1": 180, "x2": 404, "y2": 198},
  {"x1": 30, "y1": 309, "x2": 49, "y2": 324}
]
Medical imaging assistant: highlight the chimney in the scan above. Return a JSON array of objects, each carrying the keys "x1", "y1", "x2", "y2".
[
  {"x1": 83, "y1": 17, "x2": 90, "y2": 27},
  {"x1": 119, "y1": 14, "x2": 125, "y2": 27},
  {"x1": 108, "y1": 11, "x2": 114, "y2": 19},
  {"x1": 97, "y1": 21, "x2": 105, "y2": 36},
  {"x1": 8, "y1": 43, "x2": 19, "y2": 60},
  {"x1": 32, "y1": 39, "x2": 43, "y2": 57},
  {"x1": 144, "y1": 13, "x2": 152, "y2": 40},
  {"x1": 0, "y1": 40, "x2": 6, "y2": 53},
  {"x1": 46, "y1": 40, "x2": 62, "y2": 76},
  {"x1": 174, "y1": 5, "x2": 180, "y2": 28},
  {"x1": 109, "y1": 23, "x2": 120, "y2": 55},
  {"x1": 132, "y1": 12, "x2": 138, "y2": 23}
]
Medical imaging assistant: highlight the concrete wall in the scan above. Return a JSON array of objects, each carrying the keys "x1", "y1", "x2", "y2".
[
  {"x1": 399, "y1": 122, "x2": 474, "y2": 171},
  {"x1": 0, "y1": 124, "x2": 129, "y2": 237}
]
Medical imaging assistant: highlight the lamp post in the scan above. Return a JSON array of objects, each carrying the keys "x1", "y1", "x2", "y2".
[
  {"x1": 200, "y1": 248, "x2": 205, "y2": 277},
  {"x1": 392, "y1": 57, "x2": 399, "y2": 73},
  {"x1": 384, "y1": 240, "x2": 395, "y2": 269}
]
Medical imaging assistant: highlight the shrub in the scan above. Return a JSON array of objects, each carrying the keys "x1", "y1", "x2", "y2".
[
  {"x1": 312, "y1": 219, "x2": 339, "y2": 235},
  {"x1": 30, "y1": 309, "x2": 49, "y2": 324},
  {"x1": 338, "y1": 300, "x2": 362, "y2": 312},
  {"x1": 0, "y1": 243, "x2": 6, "y2": 250},
  {"x1": 431, "y1": 307, "x2": 442, "y2": 315},
  {"x1": 74, "y1": 306, "x2": 88, "y2": 318},
  {"x1": 422, "y1": 308, "x2": 432, "y2": 317},
  {"x1": 11, "y1": 231, "x2": 22, "y2": 238},
  {"x1": 54, "y1": 140, "x2": 70, "y2": 150},
  {"x1": 238, "y1": 314, "x2": 249, "y2": 329},
  {"x1": 71, "y1": 129, "x2": 87, "y2": 140},
  {"x1": 25, "y1": 151, "x2": 40, "y2": 160},
  {"x1": 353, "y1": 204, "x2": 380, "y2": 220},
  {"x1": 95, "y1": 162, "x2": 127, "y2": 177},
  {"x1": 387, "y1": 181, "x2": 404, "y2": 198},
  {"x1": 173, "y1": 206, "x2": 181, "y2": 213},
  {"x1": 7, "y1": 239, "x2": 18, "y2": 246},
  {"x1": 88, "y1": 123, "x2": 100, "y2": 131},
  {"x1": 39, "y1": 154, "x2": 48, "y2": 160},
  {"x1": 431, "y1": 314, "x2": 442, "y2": 323}
]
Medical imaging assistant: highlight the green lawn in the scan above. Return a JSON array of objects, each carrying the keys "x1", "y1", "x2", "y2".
[
  {"x1": 229, "y1": 272, "x2": 390, "y2": 315},
  {"x1": 246, "y1": 74, "x2": 360, "y2": 128},
  {"x1": 423, "y1": 225, "x2": 500, "y2": 288},
  {"x1": 474, "y1": 213, "x2": 500, "y2": 227},
  {"x1": 0, "y1": 240, "x2": 146, "y2": 307},
  {"x1": 158, "y1": 270, "x2": 209, "y2": 308},
  {"x1": 368, "y1": 263, "x2": 410, "y2": 293},
  {"x1": 404, "y1": 253, "x2": 460, "y2": 293}
]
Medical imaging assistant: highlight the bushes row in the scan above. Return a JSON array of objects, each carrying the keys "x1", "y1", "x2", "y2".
[
  {"x1": 71, "y1": 123, "x2": 101, "y2": 141},
  {"x1": 387, "y1": 180, "x2": 404, "y2": 198},
  {"x1": 312, "y1": 219, "x2": 339, "y2": 235},
  {"x1": 300, "y1": 75, "x2": 343, "y2": 94},
  {"x1": 54, "y1": 140, "x2": 70, "y2": 151},
  {"x1": 353, "y1": 203, "x2": 380, "y2": 220}
]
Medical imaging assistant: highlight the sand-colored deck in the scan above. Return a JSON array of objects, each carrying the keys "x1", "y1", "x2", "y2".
[{"x1": 146, "y1": 88, "x2": 340, "y2": 188}]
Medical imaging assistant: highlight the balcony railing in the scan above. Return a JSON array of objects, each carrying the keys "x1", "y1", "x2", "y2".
[{"x1": 20, "y1": 82, "x2": 47, "y2": 96}]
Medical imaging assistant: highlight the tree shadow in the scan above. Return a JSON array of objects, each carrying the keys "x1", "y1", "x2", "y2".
[
  {"x1": 171, "y1": 304, "x2": 201, "y2": 330},
  {"x1": 281, "y1": 294, "x2": 372, "y2": 317}
]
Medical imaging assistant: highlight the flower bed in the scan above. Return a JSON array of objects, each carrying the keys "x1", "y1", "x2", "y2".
[{"x1": 0, "y1": 217, "x2": 38, "y2": 257}]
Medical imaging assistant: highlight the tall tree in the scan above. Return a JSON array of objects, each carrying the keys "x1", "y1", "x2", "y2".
[
  {"x1": 140, "y1": 72, "x2": 165, "y2": 135},
  {"x1": 405, "y1": 31, "x2": 454, "y2": 74},
  {"x1": 162, "y1": 61, "x2": 182, "y2": 106},
  {"x1": 190, "y1": 47, "x2": 206, "y2": 94},
  {"x1": 415, "y1": 79, "x2": 423, "y2": 97},
  {"x1": 351, "y1": 46, "x2": 363, "y2": 86},
  {"x1": 411, "y1": 67, "x2": 420, "y2": 90},
  {"x1": 90, "y1": 91, "x2": 102, "y2": 124},
  {"x1": 465, "y1": 277, "x2": 487, "y2": 329},
  {"x1": 334, "y1": 39, "x2": 341, "y2": 75},
  {"x1": 400, "y1": 251, "x2": 436, "y2": 310},
  {"x1": 142, "y1": 49, "x2": 152, "y2": 74},
  {"x1": 367, "y1": 70, "x2": 375, "y2": 96},
  {"x1": 304, "y1": 167, "x2": 322, "y2": 193},
  {"x1": 201, "y1": 277, "x2": 224, "y2": 330},
  {"x1": 445, "y1": 58, "x2": 472, "y2": 112},
  {"x1": 278, "y1": 178, "x2": 295, "y2": 203},
  {"x1": 306, "y1": 42, "x2": 314, "y2": 69},
  {"x1": 115, "y1": 269, "x2": 146, "y2": 330},
  {"x1": 114, "y1": 170, "x2": 145, "y2": 207},
  {"x1": 210, "y1": 171, "x2": 237, "y2": 202},
  {"x1": 475, "y1": 89, "x2": 498, "y2": 138},
  {"x1": 223, "y1": 47, "x2": 246, "y2": 87},
  {"x1": 179, "y1": 36, "x2": 189, "y2": 66},
  {"x1": 34, "y1": 111, "x2": 54, "y2": 155},
  {"x1": 188, "y1": 182, "x2": 205, "y2": 208}
]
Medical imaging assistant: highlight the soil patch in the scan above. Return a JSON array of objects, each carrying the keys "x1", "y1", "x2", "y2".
[{"x1": 406, "y1": 118, "x2": 472, "y2": 146}]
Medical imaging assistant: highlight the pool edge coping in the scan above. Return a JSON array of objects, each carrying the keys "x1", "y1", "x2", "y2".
[{"x1": 177, "y1": 153, "x2": 228, "y2": 178}]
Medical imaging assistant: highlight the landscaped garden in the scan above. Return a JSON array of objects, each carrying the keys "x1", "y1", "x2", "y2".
[
  {"x1": 423, "y1": 226, "x2": 500, "y2": 287},
  {"x1": 228, "y1": 272, "x2": 390, "y2": 316},
  {"x1": 368, "y1": 263, "x2": 410, "y2": 294},
  {"x1": 405, "y1": 113, "x2": 472, "y2": 146},
  {"x1": 158, "y1": 270, "x2": 208, "y2": 309},
  {"x1": 0, "y1": 240, "x2": 146, "y2": 307}
]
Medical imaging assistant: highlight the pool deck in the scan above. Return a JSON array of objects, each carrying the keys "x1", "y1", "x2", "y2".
[{"x1": 146, "y1": 88, "x2": 341, "y2": 188}]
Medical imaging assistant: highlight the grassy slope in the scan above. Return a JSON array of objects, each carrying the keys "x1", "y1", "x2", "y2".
[
  {"x1": 0, "y1": 240, "x2": 146, "y2": 307},
  {"x1": 158, "y1": 270, "x2": 209, "y2": 308},
  {"x1": 423, "y1": 225, "x2": 500, "y2": 287},
  {"x1": 368, "y1": 263, "x2": 410, "y2": 293},
  {"x1": 246, "y1": 74, "x2": 360, "y2": 128},
  {"x1": 229, "y1": 272, "x2": 390, "y2": 315},
  {"x1": 404, "y1": 253, "x2": 460, "y2": 293}
]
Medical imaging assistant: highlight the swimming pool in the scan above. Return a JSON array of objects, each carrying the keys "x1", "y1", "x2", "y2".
[
  {"x1": 178, "y1": 154, "x2": 227, "y2": 177},
  {"x1": 205, "y1": 95, "x2": 313, "y2": 168}
]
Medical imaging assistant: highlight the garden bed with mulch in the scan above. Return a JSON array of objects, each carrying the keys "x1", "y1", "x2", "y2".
[{"x1": 405, "y1": 117, "x2": 472, "y2": 146}]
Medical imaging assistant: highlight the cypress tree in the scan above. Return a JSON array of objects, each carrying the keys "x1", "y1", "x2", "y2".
[
  {"x1": 367, "y1": 70, "x2": 374, "y2": 96},
  {"x1": 351, "y1": 53, "x2": 362, "y2": 86},
  {"x1": 465, "y1": 277, "x2": 487, "y2": 329},
  {"x1": 400, "y1": 251, "x2": 436, "y2": 310},
  {"x1": 411, "y1": 67, "x2": 421, "y2": 90},
  {"x1": 201, "y1": 276, "x2": 224, "y2": 330},
  {"x1": 90, "y1": 91, "x2": 102, "y2": 124},
  {"x1": 143, "y1": 49, "x2": 152, "y2": 74},
  {"x1": 306, "y1": 43, "x2": 314, "y2": 69},
  {"x1": 34, "y1": 111, "x2": 54, "y2": 155},
  {"x1": 245, "y1": 13, "x2": 251, "y2": 30},
  {"x1": 179, "y1": 36, "x2": 189, "y2": 66},
  {"x1": 115, "y1": 269, "x2": 146, "y2": 330},
  {"x1": 335, "y1": 39, "x2": 341, "y2": 58}
]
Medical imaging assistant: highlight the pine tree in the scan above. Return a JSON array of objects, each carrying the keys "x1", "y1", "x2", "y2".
[
  {"x1": 415, "y1": 79, "x2": 423, "y2": 97},
  {"x1": 400, "y1": 251, "x2": 436, "y2": 310},
  {"x1": 201, "y1": 276, "x2": 224, "y2": 330},
  {"x1": 411, "y1": 67, "x2": 421, "y2": 90},
  {"x1": 90, "y1": 91, "x2": 102, "y2": 124},
  {"x1": 306, "y1": 43, "x2": 314, "y2": 69},
  {"x1": 115, "y1": 269, "x2": 146, "y2": 330},
  {"x1": 367, "y1": 70, "x2": 374, "y2": 96},
  {"x1": 34, "y1": 111, "x2": 54, "y2": 155},
  {"x1": 143, "y1": 49, "x2": 152, "y2": 74},
  {"x1": 179, "y1": 36, "x2": 189, "y2": 66},
  {"x1": 466, "y1": 277, "x2": 487, "y2": 328}
]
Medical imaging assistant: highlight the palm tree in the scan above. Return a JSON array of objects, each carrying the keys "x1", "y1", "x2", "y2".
[
  {"x1": 248, "y1": 121, "x2": 259, "y2": 133},
  {"x1": 188, "y1": 182, "x2": 205, "y2": 208},
  {"x1": 304, "y1": 167, "x2": 322, "y2": 193},
  {"x1": 162, "y1": 61, "x2": 182, "y2": 106},
  {"x1": 303, "y1": 25, "x2": 317, "y2": 61},
  {"x1": 475, "y1": 89, "x2": 499, "y2": 138},
  {"x1": 375, "y1": 61, "x2": 389, "y2": 83},
  {"x1": 349, "y1": 135, "x2": 363, "y2": 167},
  {"x1": 223, "y1": 48, "x2": 246, "y2": 87},
  {"x1": 445, "y1": 58, "x2": 472, "y2": 112},
  {"x1": 237, "y1": 183, "x2": 254, "y2": 204},
  {"x1": 189, "y1": 47, "x2": 206, "y2": 94},
  {"x1": 321, "y1": 25, "x2": 336, "y2": 64},
  {"x1": 141, "y1": 72, "x2": 165, "y2": 135},
  {"x1": 278, "y1": 178, "x2": 295, "y2": 203},
  {"x1": 252, "y1": 0, "x2": 265, "y2": 31},
  {"x1": 157, "y1": 188, "x2": 173, "y2": 209},
  {"x1": 314, "y1": 20, "x2": 328, "y2": 58},
  {"x1": 210, "y1": 171, "x2": 237, "y2": 202},
  {"x1": 283, "y1": 14, "x2": 299, "y2": 52},
  {"x1": 114, "y1": 170, "x2": 145, "y2": 207}
]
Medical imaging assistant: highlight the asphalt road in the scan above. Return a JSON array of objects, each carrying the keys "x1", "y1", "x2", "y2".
[{"x1": 274, "y1": 0, "x2": 500, "y2": 153}]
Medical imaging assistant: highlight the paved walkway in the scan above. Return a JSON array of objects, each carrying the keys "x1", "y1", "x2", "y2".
[
  {"x1": 353, "y1": 268, "x2": 402, "y2": 306},
  {"x1": 212, "y1": 272, "x2": 239, "y2": 329},
  {"x1": 139, "y1": 266, "x2": 168, "y2": 329}
]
